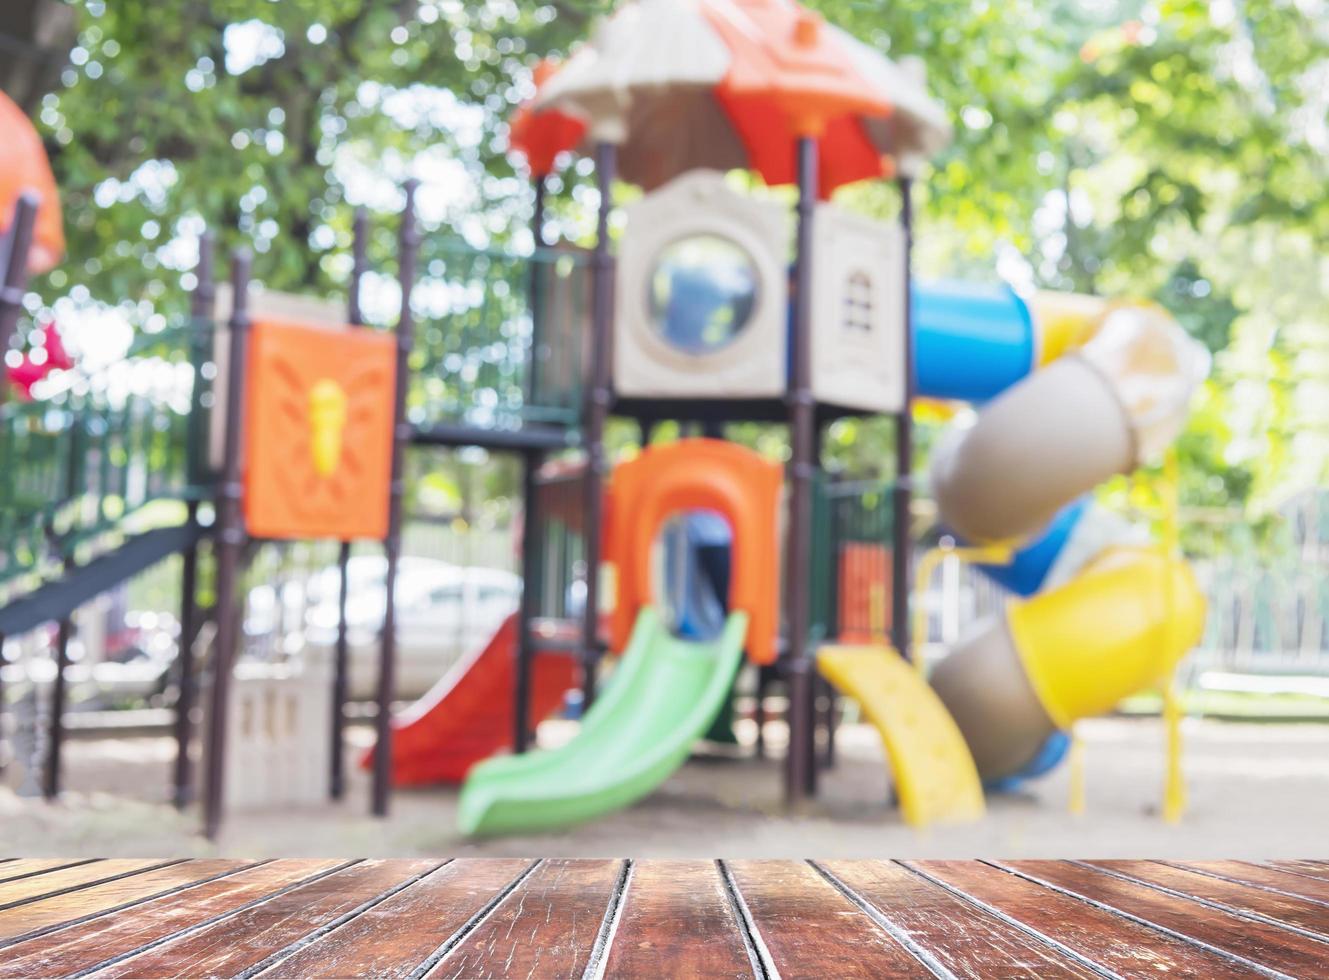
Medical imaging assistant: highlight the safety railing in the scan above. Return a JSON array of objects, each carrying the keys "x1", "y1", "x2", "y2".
[
  {"x1": 810, "y1": 475, "x2": 895, "y2": 647},
  {"x1": 411, "y1": 239, "x2": 589, "y2": 432},
  {"x1": 0, "y1": 315, "x2": 213, "y2": 587}
]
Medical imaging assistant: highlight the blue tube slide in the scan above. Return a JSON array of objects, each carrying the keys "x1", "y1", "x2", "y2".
[{"x1": 912, "y1": 281, "x2": 1036, "y2": 403}]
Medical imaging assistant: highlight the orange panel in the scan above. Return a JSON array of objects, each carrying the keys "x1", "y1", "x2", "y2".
[
  {"x1": 837, "y1": 542, "x2": 892, "y2": 644},
  {"x1": 606, "y1": 438, "x2": 782, "y2": 664},
  {"x1": 243, "y1": 318, "x2": 396, "y2": 541}
]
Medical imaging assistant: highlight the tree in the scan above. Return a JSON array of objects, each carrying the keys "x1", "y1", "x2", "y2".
[{"x1": 13, "y1": 0, "x2": 1328, "y2": 520}]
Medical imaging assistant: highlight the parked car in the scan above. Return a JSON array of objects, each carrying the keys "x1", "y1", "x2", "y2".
[{"x1": 297, "y1": 556, "x2": 522, "y2": 700}]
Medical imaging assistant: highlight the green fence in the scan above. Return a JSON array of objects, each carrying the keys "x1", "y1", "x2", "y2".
[
  {"x1": 0, "y1": 316, "x2": 212, "y2": 586},
  {"x1": 411, "y1": 240, "x2": 589, "y2": 432},
  {"x1": 810, "y1": 476, "x2": 895, "y2": 646}
]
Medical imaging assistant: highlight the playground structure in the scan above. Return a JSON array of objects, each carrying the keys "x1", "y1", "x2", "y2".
[{"x1": 0, "y1": 0, "x2": 1214, "y2": 839}]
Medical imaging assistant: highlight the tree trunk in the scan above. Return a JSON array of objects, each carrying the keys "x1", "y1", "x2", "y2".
[{"x1": 0, "y1": 0, "x2": 77, "y2": 113}]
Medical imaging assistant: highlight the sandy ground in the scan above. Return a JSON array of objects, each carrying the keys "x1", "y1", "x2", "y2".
[{"x1": 3, "y1": 716, "x2": 1328, "y2": 858}]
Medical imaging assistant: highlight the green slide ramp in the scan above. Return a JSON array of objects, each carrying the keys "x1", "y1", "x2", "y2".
[{"x1": 457, "y1": 606, "x2": 748, "y2": 836}]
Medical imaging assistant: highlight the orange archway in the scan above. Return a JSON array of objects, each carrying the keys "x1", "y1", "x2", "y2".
[{"x1": 607, "y1": 438, "x2": 782, "y2": 664}]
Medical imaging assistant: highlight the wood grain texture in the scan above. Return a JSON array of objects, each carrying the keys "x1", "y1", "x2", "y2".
[
  {"x1": 1265, "y1": 860, "x2": 1329, "y2": 883},
  {"x1": 726, "y1": 860, "x2": 932, "y2": 978},
  {"x1": 0, "y1": 859, "x2": 171, "y2": 910},
  {"x1": 1164, "y1": 860, "x2": 1329, "y2": 904},
  {"x1": 0, "y1": 860, "x2": 247, "y2": 944},
  {"x1": 601, "y1": 861, "x2": 755, "y2": 979},
  {"x1": 0, "y1": 860, "x2": 93, "y2": 885},
  {"x1": 90, "y1": 859, "x2": 437, "y2": 978},
  {"x1": 820, "y1": 860, "x2": 1098, "y2": 979},
  {"x1": 1001, "y1": 860, "x2": 1329, "y2": 977},
  {"x1": 913, "y1": 861, "x2": 1267, "y2": 978},
  {"x1": 0, "y1": 860, "x2": 342, "y2": 979},
  {"x1": 260, "y1": 859, "x2": 531, "y2": 979},
  {"x1": 427, "y1": 859, "x2": 621, "y2": 980},
  {"x1": 1089, "y1": 860, "x2": 1329, "y2": 938}
]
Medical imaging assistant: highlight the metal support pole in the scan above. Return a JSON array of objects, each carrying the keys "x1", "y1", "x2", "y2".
[
  {"x1": 201, "y1": 248, "x2": 253, "y2": 840},
  {"x1": 173, "y1": 503, "x2": 200, "y2": 809},
  {"x1": 891, "y1": 177, "x2": 915, "y2": 663},
  {"x1": 515, "y1": 448, "x2": 542, "y2": 753},
  {"x1": 0, "y1": 193, "x2": 39, "y2": 407},
  {"x1": 580, "y1": 141, "x2": 616, "y2": 710},
  {"x1": 373, "y1": 182, "x2": 419, "y2": 817},
  {"x1": 784, "y1": 135, "x2": 818, "y2": 804},
  {"x1": 173, "y1": 231, "x2": 213, "y2": 811},
  {"x1": 331, "y1": 206, "x2": 368, "y2": 801},
  {"x1": 43, "y1": 608, "x2": 71, "y2": 800},
  {"x1": 514, "y1": 177, "x2": 549, "y2": 754}
]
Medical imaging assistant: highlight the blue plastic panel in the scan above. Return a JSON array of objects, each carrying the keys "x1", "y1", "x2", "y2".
[
  {"x1": 974, "y1": 498, "x2": 1090, "y2": 597},
  {"x1": 913, "y1": 280, "x2": 1036, "y2": 402}
]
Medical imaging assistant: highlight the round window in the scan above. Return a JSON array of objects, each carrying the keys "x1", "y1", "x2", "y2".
[{"x1": 647, "y1": 234, "x2": 758, "y2": 355}]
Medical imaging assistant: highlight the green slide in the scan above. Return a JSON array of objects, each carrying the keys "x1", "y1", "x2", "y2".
[{"x1": 457, "y1": 606, "x2": 748, "y2": 836}]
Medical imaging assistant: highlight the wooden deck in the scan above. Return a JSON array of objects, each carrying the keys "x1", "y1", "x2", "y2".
[{"x1": 0, "y1": 859, "x2": 1326, "y2": 977}]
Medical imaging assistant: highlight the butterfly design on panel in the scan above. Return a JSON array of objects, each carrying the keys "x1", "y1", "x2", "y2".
[{"x1": 267, "y1": 354, "x2": 391, "y2": 525}]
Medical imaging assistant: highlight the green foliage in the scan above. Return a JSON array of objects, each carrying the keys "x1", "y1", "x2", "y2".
[{"x1": 23, "y1": 0, "x2": 1329, "y2": 530}]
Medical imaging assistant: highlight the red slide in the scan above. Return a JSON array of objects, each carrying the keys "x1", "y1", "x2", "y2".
[{"x1": 361, "y1": 613, "x2": 580, "y2": 786}]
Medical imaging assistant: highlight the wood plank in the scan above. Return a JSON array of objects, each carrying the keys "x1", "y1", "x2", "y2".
[
  {"x1": 259, "y1": 859, "x2": 531, "y2": 979},
  {"x1": 91, "y1": 859, "x2": 438, "y2": 978},
  {"x1": 0, "y1": 859, "x2": 93, "y2": 885},
  {"x1": 428, "y1": 859, "x2": 621, "y2": 979},
  {"x1": 0, "y1": 859, "x2": 172, "y2": 910},
  {"x1": 726, "y1": 860, "x2": 931, "y2": 978},
  {"x1": 820, "y1": 860, "x2": 1097, "y2": 979},
  {"x1": 913, "y1": 861, "x2": 1267, "y2": 978},
  {"x1": 0, "y1": 859, "x2": 252, "y2": 945},
  {"x1": 1001, "y1": 860, "x2": 1329, "y2": 978},
  {"x1": 1265, "y1": 861, "x2": 1329, "y2": 883},
  {"x1": 601, "y1": 861, "x2": 755, "y2": 979},
  {"x1": 1165, "y1": 861, "x2": 1329, "y2": 904},
  {"x1": 0, "y1": 860, "x2": 343, "y2": 979},
  {"x1": 1089, "y1": 861, "x2": 1329, "y2": 938}
]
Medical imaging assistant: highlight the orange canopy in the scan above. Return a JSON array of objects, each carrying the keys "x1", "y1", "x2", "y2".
[
  {"x1": 507, "y1": 59, "x2": 588, "y2": 177},
  {"x1": 526, "y1": 0, "x2": 950, "y2": 195},
  {"x1": 0, "y1": 91, "x2": 64, "y2": 274}
]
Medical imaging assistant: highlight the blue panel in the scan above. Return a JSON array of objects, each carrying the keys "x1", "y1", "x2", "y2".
[
  {"x1": 975, "y1": 498, "x2": 1090, "y2": 597},
  {"x1": 912, "y1": 280, "x2": 1036, "y2": 403},
  {"x1": 985, "y1": 731, "x2": 1072, "y2": 791}
]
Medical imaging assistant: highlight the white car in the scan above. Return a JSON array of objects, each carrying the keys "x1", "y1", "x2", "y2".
[{"x1": 298, "y1": 556, "x2": 521, "y2": 700}]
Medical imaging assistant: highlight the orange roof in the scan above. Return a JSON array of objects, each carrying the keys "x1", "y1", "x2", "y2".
[
  {"x1": 507, "y1": 59, "x2": 588, "y2": 177},
  {"x1": 703, "y1": 0, "x2": 892, "y2": 135},
  {"x1": 0, "y1": 91, "x2": 64, "y2": 274}
]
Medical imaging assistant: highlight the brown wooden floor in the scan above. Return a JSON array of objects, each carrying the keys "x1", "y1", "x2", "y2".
[{"x1": 0, "y1": 859, "x2": 1326, "y2": 977}]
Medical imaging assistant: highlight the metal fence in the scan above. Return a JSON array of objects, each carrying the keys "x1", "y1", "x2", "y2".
[
  {"x1": 0, "y1": 316, "x2": 212, "y2": 591},
  {"x1": 411, "y1": 240, "x2": 589, "y2": 432}
]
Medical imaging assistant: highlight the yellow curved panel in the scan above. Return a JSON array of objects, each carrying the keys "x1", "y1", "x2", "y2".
[
  {"x1": 1028, "y1": 290, "x2": 1108, "y2": 365},
  {"x1": 817, "y1": 645, "x2": 985, "y2": 828},
  {"x1": 1007, "y1": 546, "x2": 1205, "y2": 728}
]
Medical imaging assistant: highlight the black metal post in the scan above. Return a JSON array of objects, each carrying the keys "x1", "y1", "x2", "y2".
[
  {"x1": 373, "y1": 182, "x2": 419, "y2": 817},
  {"x1": 44, "y1": 396, "x2": 86, "y2": 801},
  {"x1": 201, "y1": 248, "x2": 252, "y2": 840},
  {"x1": 580, "y1": 141, "x2": 616, "y2": 710},
  {"x1": 514, "y1": 177, "x2": 549, "y2": 754},
  {"x1": 43, "y1": 608, "x2": 71, "y2": 800},
  {"x1": 331, "y1": 206, "x2": 368, "y2": 801},
  {"x1": 891, "y1": 177, "x2": 915, "y2": 663},
  {"x1": 0, "y1": 193, "x2": 39, "y2": 406},
  {"x1": 173, "y1": 502, "x2": 200, "y2": 809},
  {"x1": 173, "y1": 232, "x2": 213, "y2": 811},
  {"x1": 785, "y1": 135, "x2": 818, "y2": 804}
]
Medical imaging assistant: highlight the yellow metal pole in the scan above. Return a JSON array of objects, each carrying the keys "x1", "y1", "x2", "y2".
[
  {"x1": 911, "y1": 544, "x2": 1013, "y2": 677},
  {"x1": 1160, "y1": 448, "x2": 1186, "y2": 824},
  {"x1": 1067, "y1": 727, "x2": 1086, "y2": 816}
]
